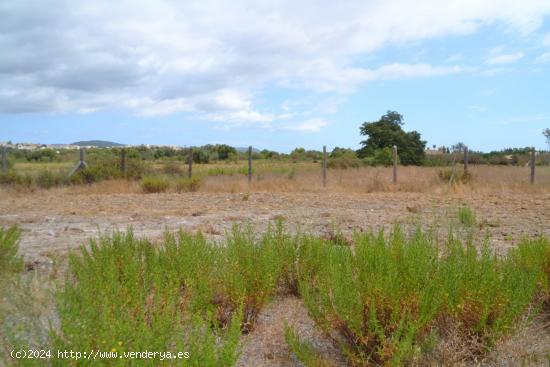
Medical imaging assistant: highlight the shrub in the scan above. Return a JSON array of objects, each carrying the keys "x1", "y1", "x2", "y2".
[
  {"x1": 284, "y1": 325, "x2": 332, "y2": 367},
  {"x1": 372, "y1": 147, "x2": 395, "y2": 167},
  {"x1": 438, "y1": 168, "x2": 472, "y2": 184},
  {"x1": 54, "y1": 231, "x2": 243, "y2": 366},
  {"x1": 175, "y1": 177, "x2": 202, "y2": 192},
  {"x1": 140, "y1": 176, "x2": 170, "y2": 193},
  {"x1": 35, "y1": 170, "x2": 66, "y2": 189},
  {"x1": 0, "y1": 226, "x2": 23, "y2": 274},
  {"x1": 327, "y1": 150, "x2": 361, "y2": 169},
  {"x1": 0, "y1": 171, "x2": 32, "y2": 188},
  {"x1": 457, "y1": 206, "x2": 476, "y2": 227},
  {"x1": 162, "y1": 161, "x2": 184, "y2": 175},
  {"x1": 297, "y1": 226, "x2": 548, "y2": 366}
]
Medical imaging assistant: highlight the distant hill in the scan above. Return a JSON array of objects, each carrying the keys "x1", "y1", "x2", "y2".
[
  {"x1": 72, "y1": 140, "x2": 124, "y2": 147},
  {"x1": 236, "y1": 147, "x2": 261, "y2": 153}
]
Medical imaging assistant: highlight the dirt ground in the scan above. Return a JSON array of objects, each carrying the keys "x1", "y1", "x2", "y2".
[
  {"x1": 1, "y1": 188, "x2": 549, "y2": 366},
  {"x1": 0, "y1": 188, "x2": 549, "y2": 264}
]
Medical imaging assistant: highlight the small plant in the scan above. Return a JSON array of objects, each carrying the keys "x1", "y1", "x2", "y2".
[
  {"x1": 0, "y1": 226, "x2": 23, "y2": 274},
  {"x1": 175, "y1": 176, "x2": 202, "y2": 192},
  {"x1": 35, "y1": 170, "x2": 66, "y2": 189},
  {"x1": 287, "y1": 167, "x2": 296, "y2": 180},
  {"x1": 457, "y1": 205, "x2": 476, "y2": 227},
  {"x1": 438, "y1": 168, "x2": 473, "y2": 184},
  {"x1": 140, "y1": 176, "x2": 170, "y2": 193},
  {"x1": 0, "y1": 171, "x2": 33, "y2": 188},
  {"x1": 162, "y1": 161, "x2": 184, "y2": 175},
  {"x1": 284, "y1": 325, "x2": 332, "y2": 367}
]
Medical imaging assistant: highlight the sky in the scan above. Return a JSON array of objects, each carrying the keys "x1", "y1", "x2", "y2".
[{"x1": 1, "y1": 0, "x2": 550, "y2": 153}]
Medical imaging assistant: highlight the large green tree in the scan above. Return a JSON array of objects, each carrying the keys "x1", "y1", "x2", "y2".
[
  {"x1": 544, "y1": 128, "x2": 550, "y2": 147},
  {"x1": 357, "y1": 111, "x2": 426, "y2": 165}
]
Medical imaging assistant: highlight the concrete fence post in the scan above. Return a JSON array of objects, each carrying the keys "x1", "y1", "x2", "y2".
[
  {"x1": 530, "y1": 148, "x2": 535, "y2": 184},
  {"x1": 248, "y1": 146, "x2": 252, "y2": 183},
  {"x1": 68, "y1": 147, "x2": 88, "y2": 177},
  {"x1": 322, "y1": 145, "x2": 327, "y2": 187},
  {"x1": 392, "y1": 145, "x2": 397, "y2": 184}
]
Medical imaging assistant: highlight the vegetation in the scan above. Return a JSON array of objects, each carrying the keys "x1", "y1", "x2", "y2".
[
  {"x1": 297, "y1": 227, "x2": 549, "y2": 366},
  {"x1": 358, "y1": 111, "x2": 426, "y2": 165},
  {"x1": 140, "y1": 176, "x2": 170, "y2": 193},
  {"x1": 0, "y1": 226, "x2": 23, "y2": 273},
  {"x1": 175, "y1": 177, "x2": 203, "y2": 192},
  {"x1": 457, "y1": 206, "x2": 476, "y2": 227},
  {"x1": 1, "y1": 221, "x2": 549, "y2": 366},
  {"x1": 284, "y1": 325, "x2": 332, "y2": 367}
]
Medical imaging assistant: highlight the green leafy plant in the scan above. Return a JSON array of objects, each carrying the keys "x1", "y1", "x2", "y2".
[
  {"x1": 175, "y1": 176, "x2": 203, "y2": 192},
  {"x1": 140, "y1": 176, "x2": 170, "y2": 193},
  {"x1": 457, "y1": 206, "x2": 476, "y2": 227}
]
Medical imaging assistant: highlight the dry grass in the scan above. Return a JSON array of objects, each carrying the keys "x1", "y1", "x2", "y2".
[{"x1": 3, "y1": 165, "x2": 549, "y2": 197}]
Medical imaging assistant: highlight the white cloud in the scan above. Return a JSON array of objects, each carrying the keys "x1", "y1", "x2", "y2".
[
  {"x1": 1, "y1": 0, "x2": 550, "y2": 123},
  {"x1": 283, "y1": 118, "x2": 329, "y2": 132},
  {"x1": 535, "y1": 52, "x2": 550, "y2": 63},
  {"x1": 544, "y1": 33, "x2": 550, "y2": 46},
  {"x1": 486, "y1": 52, "x2": 524, "y2": 65}
]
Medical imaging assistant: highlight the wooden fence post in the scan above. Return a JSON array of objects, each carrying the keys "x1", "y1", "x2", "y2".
[
  {"x1": 188, "y1": 148, "x2": 193, "y2": 178},
  {"x1": 392, "y1": 145, "x2": 397, "y2": 184},
  {"x1": 322, "y1": 145, "x2": 327, "y2": 187},
  {"x1": 120, "y1": 148, "x2": 126, "y2": 176},
  {"x1": 1, "y1": 146, "x2": 6, "y2": 173},
  {"x1": 248, "y1": 146, "x2": 252, "y2": 183},
  {"x1": 530, "y1": 148, "x2": 535, "y2": 184},
  {"x1": 464, "y1": 146, "x2": 469, "y2": 175}
]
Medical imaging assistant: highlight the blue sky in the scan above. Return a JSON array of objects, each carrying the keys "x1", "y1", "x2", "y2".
[{"x1": 1, "y1": 1, "x2": 550, "y2": 152}]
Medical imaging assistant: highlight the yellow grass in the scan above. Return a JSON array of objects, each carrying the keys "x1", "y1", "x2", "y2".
[{"x1": 29, "y1": 165, "x2": 546, "y2": 196}]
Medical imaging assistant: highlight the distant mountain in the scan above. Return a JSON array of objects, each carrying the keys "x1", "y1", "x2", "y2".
[
  {"x1": 72, "y1": 140, "x2": 124, "y2": 147},
  {"x1": 236, "y1": 147, "x2": 261, "y2": 153}
]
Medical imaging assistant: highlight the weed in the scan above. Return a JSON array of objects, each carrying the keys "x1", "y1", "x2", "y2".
[
  {"x1": 0, "y1": 171, "x2": 33, "y2": 188},
  {"x1": 0, "y1": 226, "x2": 23, "y2": 274},
  {"x1": 284, "y1": 325, "x2": 333, "y2": 367},
  {"x1": 297, "y1": 226, "x2": 549, "y2": 366},
  {"x1": 175, "y1": 177, "x2": 203, "y2": 192},
  {"x1": 457, "y1": 206, "x2": 476, "y2": 227},
  {"x1": 35, "y1": 170, "x2": 66, "y2": 189},
  {"x1": 140, "y1": 176, "x2": 170, "y2": 193},
  {"x1": 162, "y1": 161, "x2": 184, "y2": 175}
]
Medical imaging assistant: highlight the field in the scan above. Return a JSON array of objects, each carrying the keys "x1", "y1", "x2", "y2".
[{"x1": 1, "y1": 163, "x2": 549, "y2": 366}]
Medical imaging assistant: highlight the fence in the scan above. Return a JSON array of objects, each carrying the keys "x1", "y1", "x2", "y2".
[{"x1": 0, "y1": 145, "x2": 544, "y2": 186}]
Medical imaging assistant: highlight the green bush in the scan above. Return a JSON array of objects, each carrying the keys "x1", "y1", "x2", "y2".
[
  {"x1": 0, "y1": 226, "x2": 23, "y2": 274},
  {"x1": 162, "y1": 161, "x2": 184, "y2": 175},
  {"x1": 0, "y1": 171, "x2": 32, "y2": 188},
  {"x1": 457, "y1": 206, "x2": 476, "y2": 227},
  {"x1": 373, "y1": 147, "x2": 395, "y2": 167},
  {"x1": 438, "y1": 168, "x2": 472, "y2": 184},
  {"x1": 140, "y1": 176, "x2": 170, "y2": 193},
  {"x1": 297, "y1": 226, "x2": 549, "y2": 366},
  {"x1": 284, "y1": 325, "x2": 332, "y2": 367},
  {"x1": 35, "y1": 170, "x2": 67, "y2": 189},
  {"x1": 175, "y1": 177, "x2": 202, "y2": 192},
  {"x1": 54, "y1": 231, "x2": 243, "y2": 366},
  {"x1": 53, "y1": 224, "x2": 298, "y2": 364},
  {"x1": 327, "y1": 150, "x2": 361, "y2": 169}
]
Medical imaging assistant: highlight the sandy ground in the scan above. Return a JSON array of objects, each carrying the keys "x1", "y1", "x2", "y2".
[
  {"x1": 1, "y1": 188, "x2": 549, "y2": 365},
  {"x1": 0, "y1": 189, "x2": 549, "y2": 264}
]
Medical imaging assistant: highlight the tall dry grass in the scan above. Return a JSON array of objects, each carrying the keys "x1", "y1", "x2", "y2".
[{"x1": 4, "y1": 165, "x2": 548, "y2": 196}]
